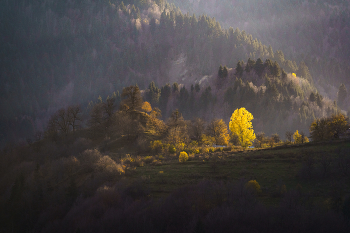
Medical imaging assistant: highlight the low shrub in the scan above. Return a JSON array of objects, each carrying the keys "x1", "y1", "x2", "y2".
[
  {"x1": 151, "y1": 159, "x2": 162, "y2": 166},
  {"x1": 168, "y1": 144, "x2": 176, "y2": 154},
  {"x1": 215, "y1": 147, "x2": 223, "y2": 152},
  {"x1": 143, "y1": 156, "x2": 154, "y2": 164},
  {"x1": 245, "y1": 180, "x2": 261, "y2": 195},
  {"x1": 150, "y1": 140, "x2": 163, "y2": 153},
  {"x1": 179, "y1": 151, "x2": 189, "y2": 163},
  {"x1": 201, "y1": 147, "x2": 210, "y2": 153}
]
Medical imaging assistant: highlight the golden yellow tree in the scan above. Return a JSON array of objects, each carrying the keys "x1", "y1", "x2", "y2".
[
  {"x1": 229, "y1": 108, "x2": 256, "y2": 147},
  {"x1": 206, "y1": 119, "x2": 230, "y2": 145},
  {"x1": 293, "y1": 130, "x2": 302, "y2": 144},
  {"x1": 141, "y1": 101, "x2": 152, "y2": 113},
  {"x1": 293, "y1": 130, "x2": 309, "y2": 144}
]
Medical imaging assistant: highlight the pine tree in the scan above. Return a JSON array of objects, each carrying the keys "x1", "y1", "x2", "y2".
[
  {"x1": 223, "y1": 66, "x2": 228, "y2": 78},
  {"x1": 121, "y1": 85, "x2": 143, "y2": 111},
  {"x1": 235, "y1": 61, "x2": 244, "y2": 77},
  {"x1": 245, "y1": 58, "x2": 256, "y2": 73},
  {"x1": 218, "y1": 65, "x2": 224, "y2": 78},
  {"x1": 268, "y1": 45, "x2": 274, "y2": 59},
  {"x1": 337, "y1": 84, "x2": 347, "y2": 107},
  {"x1": 254, "y1": 58, "x2": 264, "y2": 77}
]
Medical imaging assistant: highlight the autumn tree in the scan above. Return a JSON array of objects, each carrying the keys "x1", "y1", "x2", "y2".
[
  {"x1": 309, "y1": 114, "x2": 348, "y2": 141},
  {"x1": 229, "y1": 107, "x2": 256, "y2": 148},
  {"x1": 189, "y1": 118, "x2": 206, "y2": 141},
  {"x1": 293, "y1": 130, "x2": 302, "y2": 143},
  {"x1": 309, "y1": 118, "x2": 330, "y2": 141},
  {"x1": 206, "y1": 119, "x2": 230, "y2": 145},
  {"x1": 271, "y1": 133, "x2": 280, "y2": 143},
  {"x1": 255, "y1": 132, "x2": 266, "y2": 148},
  {"x1": 292, "y1": 130, "x2": 308, "y2": 143},
  {"x1": 110, "y1": 110, "x2": 143, "y2": 137},
  {"x1": 285, "y1": 131, "x2": 292, "y2": 143},
  {"x1": 166, "y1": 110, "x2": 189, "y2": 148},
  {"x1": 328, "y1": 114, "x2": 349, "y2": 139},
  {"x1": 147, "y1": 107, "x2": 166, "y2": 136},
  {"x1": 141, "y1": 101, "x2": 152, "y2": 113}
]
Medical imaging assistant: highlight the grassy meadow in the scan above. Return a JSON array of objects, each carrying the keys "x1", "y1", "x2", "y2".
[{"x1": 111, "y1": 140, "x2": 350, "y2": 205}]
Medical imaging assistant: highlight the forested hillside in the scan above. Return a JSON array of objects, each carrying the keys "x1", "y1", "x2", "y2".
[
  {"x1": 168, "y1": 0, "x2": 350, "y2": 96},
  {"x1": 0, "y1": 0, "x2": 349, "y2": 147}
]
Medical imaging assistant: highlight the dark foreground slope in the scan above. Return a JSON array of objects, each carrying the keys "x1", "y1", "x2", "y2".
[{"x1": 1, "y1": 133, "x2": 350, "y2": 232}]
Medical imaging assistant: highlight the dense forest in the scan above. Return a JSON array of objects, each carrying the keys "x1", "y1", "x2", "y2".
[
  {"x1": 168, "y1": 0, "x2": 350, "y2": 92},
  {"x1": 1, "y1": 0, "x2": 349, "y2": 147}
]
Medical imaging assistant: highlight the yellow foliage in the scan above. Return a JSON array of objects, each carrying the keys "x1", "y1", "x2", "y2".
[
  {"x1": 201, "y1": 134, "x2": 216, "y2": 146},
  {"x1": 310, "y1": 114, "x2": 348, "y2": 141},
  {"x1": 293, "y1": 130, "x2": 302, "y2": 144},
  {"x1": 245, "y1": 180, "x2": 261, "y2": 194},
  {"x1": 179, "y1": 151, "x2": 189, "y2": 163},
  {"x1": 229, "y1": 108, "x2": 256, "y2": 148},
  {"x1": 176, "y1": 142, "x2": 185, "y2": 151},
  {"x1": 141, "y1": 101, "x2": 152, "y2": 113},
  {"x1": 292, "y1": 73, "x2": 296, "y2": 77},
  {"x1": 150, "y1": 140, "x2": 163, "y2": 152},
  {"x1": 208, "y1": 119, "x2": 230, "y2": 145}
]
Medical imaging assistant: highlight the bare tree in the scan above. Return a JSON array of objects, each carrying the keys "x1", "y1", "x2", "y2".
[
  {"x1": 45, "y1": 113, "x2": 59, "y2": 139},
  {"x1": 88, "y1": 103, "x2": 104, "y2": 128},
  {"x1": 56, "y1": 108, "x2": 70, "y2": 135},
  {"x1": 256, "y1": 132, "x2": 266, "y2": 148},
  {"x1": 285, "y1": 131, "x2": 292, "y2": 143},
  {"x1": 300, "y1": 131, "x2": 306, "y2": 144},
  {"x1": 272, "y1": 133, "x2": 280, "y2": 143},
  {"x1": 67, "y1": 105, "x2": 82, "y2": 132}
]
